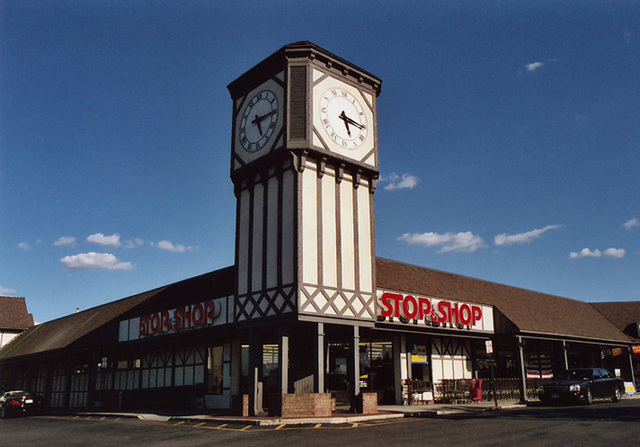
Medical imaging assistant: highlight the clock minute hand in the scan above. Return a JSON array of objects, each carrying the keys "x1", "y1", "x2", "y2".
[
  {"x1": 344, "y1": 115, "x2": 365, "y2": 130},
  {"x1": 338, "y1": 111, "x2": 352, "y2": 136},
  {"x1": 251, "y1": 109, "x2": 278, "y2": 136}
]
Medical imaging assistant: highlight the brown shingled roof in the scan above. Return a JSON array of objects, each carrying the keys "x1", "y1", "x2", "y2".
[
  {"x1": 0, "y1": 267, "x2": 235, "y2": 360},
  {"x1": 376, "y1": 257, "x2": 631, "y2": 343},
  {"x1": 0, "y1": 296, "x2": 34, "y2": 330},
  {"x1": 592, "y1": 302, "x2": 640, "y2": 341}
]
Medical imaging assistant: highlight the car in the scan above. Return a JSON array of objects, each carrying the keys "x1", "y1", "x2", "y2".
[
  {"x1": 0, "y1": 390, "x2": 46, "y2": 418},
  {"x1": 538, "y1": 368, "x2": 624, "y2": 405}
]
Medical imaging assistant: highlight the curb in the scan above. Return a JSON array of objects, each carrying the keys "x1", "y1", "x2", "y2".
[{"x1": 76, "y1": 411, "x2": 405, "y2": 426}]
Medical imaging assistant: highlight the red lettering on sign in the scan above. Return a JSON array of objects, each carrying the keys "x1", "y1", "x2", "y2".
[
  {"x1": 380, "y1": 293, "x2": 402, "y2": 318},
  {"x1": 174, "y1": 307, "x2": 184, "y2": 330},
  {"x1": 450, "y1": 302, "x2": 459, "y2": 326},
  {"x1": 183, "y1": 306, "x2": 190, "y2": 328},
  {"x1": 205, "y1": 300, "x2": 216, "y2": 322},
  {"x1": 418, "y1": 297, "x2": 431, "y2": 320},
  {"x1": 377, "y1": 293, "x2": 487, "y2": 331},
  {"x1": 437, "y1": 301, "x2": 449, "y2": 324},
  {"x1": 151, "y1": 313, "x2": 160, "y2": 333},
  {"x1": 192, "y1": 303, "x2": 204, "y2": 326},
  {"x1": 161, "y1": 311, "x2": 171, "y2": 332},
  {"x1": 472, "y1": 306, "x2": 482, "y2": 326},
  {"x1": 139, "y1": 315, "x2": 150, "y2": 336},
  {"x1": 459, "y1": 304, "x2": 472, "y2": 326},
  {"x1": 402, "y1": 295, "x2": 418, "y2": 319}
]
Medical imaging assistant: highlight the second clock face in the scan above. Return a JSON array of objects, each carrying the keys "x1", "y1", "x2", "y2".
[
  {"x1": 319, "y1": 88, "x2": 368, "y2": 149},
  {"x1": 239, "y1": 90, "x2": 279, "y2": 153}
]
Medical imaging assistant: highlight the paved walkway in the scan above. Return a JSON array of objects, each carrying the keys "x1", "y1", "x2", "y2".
[{"x1": 77, "y1": 399, "x2": 526, "y2": 426}]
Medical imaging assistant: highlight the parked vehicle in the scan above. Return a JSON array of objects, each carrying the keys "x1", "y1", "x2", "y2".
[
  {"x1": 0, "y1": 390, "x2": 46, "y2": 418},
  {"x1": 539, "y1": 368, "x2": 624, "y2": 405}
]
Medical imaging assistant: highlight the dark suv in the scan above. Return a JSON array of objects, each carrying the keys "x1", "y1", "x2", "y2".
[{"x1": 539, "y1": 368, "x2": 624, "y2": 405}]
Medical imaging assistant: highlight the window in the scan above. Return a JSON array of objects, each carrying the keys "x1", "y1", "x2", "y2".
[{"x1": 174, "y1": 346, "x2": 206, "y2": 387}]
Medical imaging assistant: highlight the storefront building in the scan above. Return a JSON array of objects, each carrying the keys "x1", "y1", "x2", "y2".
[{"x1": 1, "y1": 42, "x2": 638, "y2": 416}]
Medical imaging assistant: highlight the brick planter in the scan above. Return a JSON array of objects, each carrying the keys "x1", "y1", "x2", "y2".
[{"x1": 281, "y1": 393, "x2": 332, "y2": 418}]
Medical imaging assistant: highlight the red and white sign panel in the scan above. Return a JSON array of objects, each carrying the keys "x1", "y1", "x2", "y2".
[
  {"x1": 376, "y1": 291, "x2": 494, "y2": 333},
  {"x1": 119, "y1": 297, "x2": 227, "y2": 342}
]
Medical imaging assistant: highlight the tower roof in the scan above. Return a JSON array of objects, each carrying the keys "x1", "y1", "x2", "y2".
[
  {"x1": 0, "y1": 296, "x2": 34, "y2": 330},
  {"x1": 227, "y1": 41, "x2": 382, "y2": 99}
]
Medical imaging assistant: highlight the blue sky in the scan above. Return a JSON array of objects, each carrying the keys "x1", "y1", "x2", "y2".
[{"x1": 1, "y1": 1, "x2": 639, "y2": 323}]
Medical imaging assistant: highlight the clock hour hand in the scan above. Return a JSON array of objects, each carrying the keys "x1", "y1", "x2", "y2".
[
  {"x1": 339, "y1": 111, "x2": 352, "y2": 136},
  {"x1": 252, "y1": 114, "x2": 263, "y2": 136},
  {"x1": 251, "y1": 110, "x2": 278, "y2": 136},
  {"x1": 339, "y1": 111, "x2": 365, "y2": 136}
]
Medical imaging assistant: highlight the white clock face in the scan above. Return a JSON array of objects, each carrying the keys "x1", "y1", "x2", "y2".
[
  {"x1": 239, "y1": 90, "x2": 279, "y2": 153},
  {"x1": 319, "y1": 88, "x2": 368, "y2": 149}
]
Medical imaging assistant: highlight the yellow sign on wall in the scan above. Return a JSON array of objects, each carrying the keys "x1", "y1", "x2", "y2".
[{"x1": 411, "y1": 344, "x2": 428, "y2": 364}]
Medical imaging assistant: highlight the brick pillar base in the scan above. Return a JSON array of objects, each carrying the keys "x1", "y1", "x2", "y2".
[
  {"x1": 232, "y1": 394, "x2": 249, "y2": 417},
  {"x1": 356, "y1": 392, "x2": 378, "y2": 415}
]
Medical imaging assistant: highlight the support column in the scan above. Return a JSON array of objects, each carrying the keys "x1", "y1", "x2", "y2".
[
  {"x1": 402, "y1": 336, "x2": 411, "y2": 381},
  {"x1": 516, "y1": 336, "x2": 527, "y2": 402},
  {"x1": 248, "y1": 329, "x2": 263, "y2": 416},
  {"x1": 353, "y1": 326, "x2": 361, "y2": 396},
  {"x1": 316, "y1": 323, "x2": 325, "y2": 393},
  {"x1": 628, "y1": 347, "x2": 636, "y2": 385},
  {"x1": 63, "y1": 354, "x2": 74, "y2": 410},
  {"x1": 229, "y1": 338, "x2": 242, "y2": 397},
  {"x1": 279, "y1": 327, "x2": 289, "y2": 395},
  {"x1": 87, "y1": 349, "x2": 100, "y2": 410},
  {"x1": 348, "y1": 325, "x2": 360, "y2": 410},
  {"x1": 392, "y1": 335, "x2": 403, "y2": 404},
  {"x1": 562, "y1": 341, "x2": 569, "y2": 371}
]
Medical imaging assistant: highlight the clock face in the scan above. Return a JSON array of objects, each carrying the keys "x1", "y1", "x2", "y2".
[
  {"x1": 239, "y1": 90, "x2": 279, "y2": 153},
  {"x1": 319, "y1": 87, "x2": 368, "y2": 149}
]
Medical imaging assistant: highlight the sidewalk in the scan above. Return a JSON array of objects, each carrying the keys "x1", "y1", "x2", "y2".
[
  {"x1": 76, "y1": 399, "x2": 526, "y2": 426},
  {"x1": 379, "y1": 399, "x2": 525, "y2": 417}
]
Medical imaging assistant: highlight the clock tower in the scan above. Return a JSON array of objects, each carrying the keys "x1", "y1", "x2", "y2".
[
  {"x1": 228, "y1": 41, "x2": 381, "y2": 323},
  {"x1": 228, "y1": 42, "x2": 381, "y2": 408}
]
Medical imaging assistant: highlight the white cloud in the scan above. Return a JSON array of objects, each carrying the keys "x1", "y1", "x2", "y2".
[
  {"x1": 494, "y1": 225, "x2": 561, "y2": 246},
  {"x1": 398, "y1": 231, "x2": 486, "y2": 253},
  {"x1": 383, "y1": 173, "x2": 419, "y2": 191},
  {"x1": 0, "y1": 286, "x2": 17, "y2": 295},
  {"x1": 125, "y1": 238, "x2": 144, "y2": 249},
  {"x1": 525, "y1": 61, "x2": 545, "y2": 72},
  {"x1": 17, "y1": 242, "x2": 31, "y2": 251},
  {"x1": 60, "y1": 252, "x2": 134, "y2": 270},
  {"x1": 570, "y1": 248, "x2": 626, "y2": 259},
  {"x1": 53, "y1": 236, "x2": 77, "y2": 246},
  {"x1": 623, "y1": 218, "x2": 639, "y2": 230},
  {"x1": 604, "y1": 248, "x2": 626, "y2": 258},
  {"x1": 87, "y1": 233, "x2": 121, "y2": 247},
  {"x1": 152, "y1": 240, "x2": 195, "y2": 253}
]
